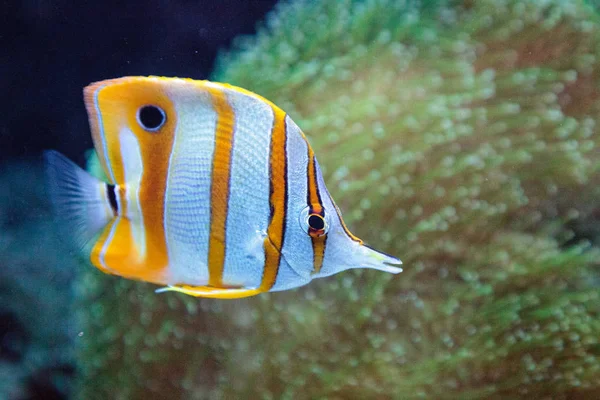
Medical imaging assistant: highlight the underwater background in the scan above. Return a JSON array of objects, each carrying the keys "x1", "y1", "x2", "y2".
[{"x1": 2, "y1": 0, "x2": 600, "y2": 399}]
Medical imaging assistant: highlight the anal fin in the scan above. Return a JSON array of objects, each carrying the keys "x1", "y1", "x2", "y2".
[{"x1": 155, "y1": 285, "x2": 261, "y2": 299}]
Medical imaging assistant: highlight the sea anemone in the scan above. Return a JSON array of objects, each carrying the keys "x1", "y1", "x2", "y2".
[{"x1": 77, "y1": 1, "x2": 600, "y2": 398}]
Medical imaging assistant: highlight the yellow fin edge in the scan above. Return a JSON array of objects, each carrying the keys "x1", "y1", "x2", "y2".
[{"x1": 155, "y1": 285, "x2": 262, "y2": 299}]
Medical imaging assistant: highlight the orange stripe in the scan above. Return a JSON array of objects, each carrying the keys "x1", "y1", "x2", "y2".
[
  {"x1": 88, "y1": 80, "x2": 176, "y2": 283},
  {"x1": 311, "y1": 236, "x2": 326, "y2": 275},
  {"x1": 207, "y1": 87, "x2": 236, "y2": 288},
  {"x1": 260, "y1": 108, "x2": 288, "y2": 291},
  {"x1": 306, "y1": 146, "x2": 326, "y2": 274},
  {"x1": 306, "y1": 148, "x2": 323, "y2": 214}
]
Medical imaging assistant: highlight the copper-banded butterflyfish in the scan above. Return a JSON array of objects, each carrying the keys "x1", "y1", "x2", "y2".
[{"x1": 45, "y1": 76, "x2": 402, "y2": 299}]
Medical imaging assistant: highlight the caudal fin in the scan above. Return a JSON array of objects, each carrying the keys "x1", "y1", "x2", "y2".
[{"x1": 44, "y1": 150, "x2": 114, "y2": 251}]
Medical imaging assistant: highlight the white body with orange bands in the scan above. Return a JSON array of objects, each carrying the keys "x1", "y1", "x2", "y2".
[{"x1": 45, "y1": 76, "x2": 402, "y2": 299}]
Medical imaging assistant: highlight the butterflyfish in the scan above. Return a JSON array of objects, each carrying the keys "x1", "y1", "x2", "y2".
[{"x1": 45, "y1": 76, "x2": 402, "y2": 299}]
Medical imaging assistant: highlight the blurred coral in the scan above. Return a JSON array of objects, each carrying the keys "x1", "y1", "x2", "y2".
[{"x1": 76, "y1": 1, "x2": 600, "y2": 398}]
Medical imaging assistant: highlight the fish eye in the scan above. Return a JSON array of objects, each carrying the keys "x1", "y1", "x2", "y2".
[
  {"x1": 299, "y1": 206, "x2": 329, "y2": 237},
  {"x1": 137, "y1": 105, "x2": 166, "y2": 131},
  {"x1": 308, "y1": 214, "x2": 325, "y2": 231},
  {"x1": 307, "y1": 213, "x2": 326, "y2": 237}
]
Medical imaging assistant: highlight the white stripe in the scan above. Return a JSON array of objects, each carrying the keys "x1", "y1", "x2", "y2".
[
  {"x1": 93, "y1": 86, "x2": 116, "y2": 184},
  {"x1": 163, "y1": 100, "x2": 179, "y2": 283},
  {"x1": 119, "y1": 128, "x2": 146, "y2": 260},
  {"x1": 99, "y1": 216, "x2": 120, "y2": 274},
  {"x1": 222, "y1": 88, "x2": 273, "y2": 288},
  {"x1": 163, "y1": 86, "x2": 217, "y2": 285}
]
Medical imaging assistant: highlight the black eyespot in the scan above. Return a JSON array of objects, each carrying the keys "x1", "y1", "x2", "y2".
[
  {"x1": 137, "y1": 105, "x2": 166, "y2": 131},
  {"x1": 308, "y1": 214, "x2": 325, "y2": 231}
]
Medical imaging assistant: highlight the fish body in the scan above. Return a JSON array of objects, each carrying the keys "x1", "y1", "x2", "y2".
[{"x1": 45, "y1": 76, "x2": 401, "y2": 298}]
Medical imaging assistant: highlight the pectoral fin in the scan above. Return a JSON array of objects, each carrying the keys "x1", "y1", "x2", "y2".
[{"x1": 155, "y1": 285, "x2": 262, "y2": 299}]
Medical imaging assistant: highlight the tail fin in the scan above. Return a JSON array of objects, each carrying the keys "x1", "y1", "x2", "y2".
[{"x1": 44, "y1": 150, "x2": 114, "y2": 252}]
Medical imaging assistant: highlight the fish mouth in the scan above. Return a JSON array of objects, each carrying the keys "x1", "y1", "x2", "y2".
[{"x1": 358, "y1": 244, "x2": 403, "y2": 274}]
